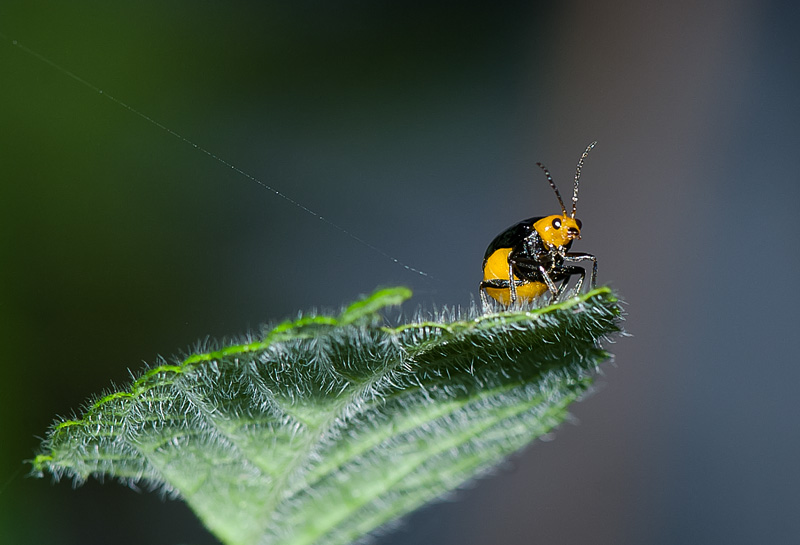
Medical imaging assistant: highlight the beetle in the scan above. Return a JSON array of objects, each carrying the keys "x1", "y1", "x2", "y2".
[{"x1": 479, "y1": 142, "x2": 598, "y2": 308}]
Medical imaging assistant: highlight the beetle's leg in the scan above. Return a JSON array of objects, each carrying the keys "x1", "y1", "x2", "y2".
[
  {"x1": 481, "y1": 279, "x2": 526, "y2": 290},
  {"x1": 479, "y1": 282, "x2": 491, "y2": 312},
  {"x1": 509, "y1": 255, "x2": 559, "y2": 302},
  {"x1": 507, "y1": 261, "x2": 518, "y2": 305},
  {"x1": 537, "y1": 266, "x2": 560, "y2": 301},
  {"x1": 564, "y1": 252, "x2": 597, "y2": 289},
  {"x1": 556, "y1": 276, "x2": 572, "y2": 299},
  {"x1": 480, "y1": 278, "x2": 527, "y2": 309},
  {"x1": 558, "y1": 265, "x2": 587, "y2": 296}
]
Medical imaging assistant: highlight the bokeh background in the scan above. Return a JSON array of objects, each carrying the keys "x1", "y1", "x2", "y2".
[{"x1": 2, "y1": 1, "x2": 799, "y2": 544}]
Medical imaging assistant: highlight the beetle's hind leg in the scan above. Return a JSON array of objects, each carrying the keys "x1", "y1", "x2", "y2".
[
  {"x1": 479, "y1": 283, "x2": 491, "y2": 311},
  {"x1": 479, "y1": 278, "x2": 529, "y2": 311},
  {"x1": 479, "y1": 279, "x2": 507, "y2": 312}
]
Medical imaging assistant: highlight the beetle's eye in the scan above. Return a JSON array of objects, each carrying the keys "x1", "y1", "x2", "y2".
[
  {"x1": 552, "y1": 218, "x2": 561, "y2": 229},
  {"x1": 576, "y1": 218, "x2": 583, "y2": 229}
]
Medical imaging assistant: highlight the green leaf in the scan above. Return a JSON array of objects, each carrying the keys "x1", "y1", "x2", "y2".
[{"x1": 33, "y1": 286, "x2": 622, "y2": 545}]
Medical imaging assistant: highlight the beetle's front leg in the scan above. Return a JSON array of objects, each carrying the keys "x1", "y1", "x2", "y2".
[{"x1": 564, "y1": 252, "x2": 597, "y2": 289}]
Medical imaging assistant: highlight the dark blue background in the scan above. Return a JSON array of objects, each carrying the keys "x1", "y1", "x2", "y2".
[{"x1": 2, "y1": 2, "x2": 798, "y2": 544}]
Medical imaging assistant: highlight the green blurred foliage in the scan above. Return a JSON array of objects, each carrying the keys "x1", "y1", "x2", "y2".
[{"x1": 0, "y1": 2, "x2": 544, "y2": 544}]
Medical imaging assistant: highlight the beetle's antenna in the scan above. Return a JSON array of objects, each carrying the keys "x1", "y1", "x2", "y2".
[
  {"x1": 536, "y1": 162, "x2": 567, "y2": 216},
  {"x1": 572, "y1": 141, "x2": 597, "y2": 218}
]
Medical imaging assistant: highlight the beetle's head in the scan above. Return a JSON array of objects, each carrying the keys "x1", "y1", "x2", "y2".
[{"x1": 534, "y1": 215, "x2": 582, "y2": 248}]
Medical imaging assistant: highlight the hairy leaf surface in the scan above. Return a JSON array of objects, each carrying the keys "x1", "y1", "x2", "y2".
[{"x1": 34, "y1": 287, "x2": 622, "y2": 545}]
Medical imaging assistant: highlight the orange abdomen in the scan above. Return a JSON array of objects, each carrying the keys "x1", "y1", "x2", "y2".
[{"x1": 482, "y1": 248, "x2": 548, "y2": 305}]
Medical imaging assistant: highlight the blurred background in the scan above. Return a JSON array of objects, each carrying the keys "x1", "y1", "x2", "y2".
[{"x1": 2, "y1": 1, "x2": 799, "y2": 544}]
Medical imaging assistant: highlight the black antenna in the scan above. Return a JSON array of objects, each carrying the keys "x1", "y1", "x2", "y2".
[
  {"x1": 536, "y1": 162, "x2": 567, "y2": 216},
  {"x1": 572, "y1": 141, "x2": 597, "y2": 218}
]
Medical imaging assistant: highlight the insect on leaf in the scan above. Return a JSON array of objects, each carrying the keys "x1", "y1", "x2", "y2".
[{"x1": 33, "y1": 286, "x2": 622, "y2": 545}]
